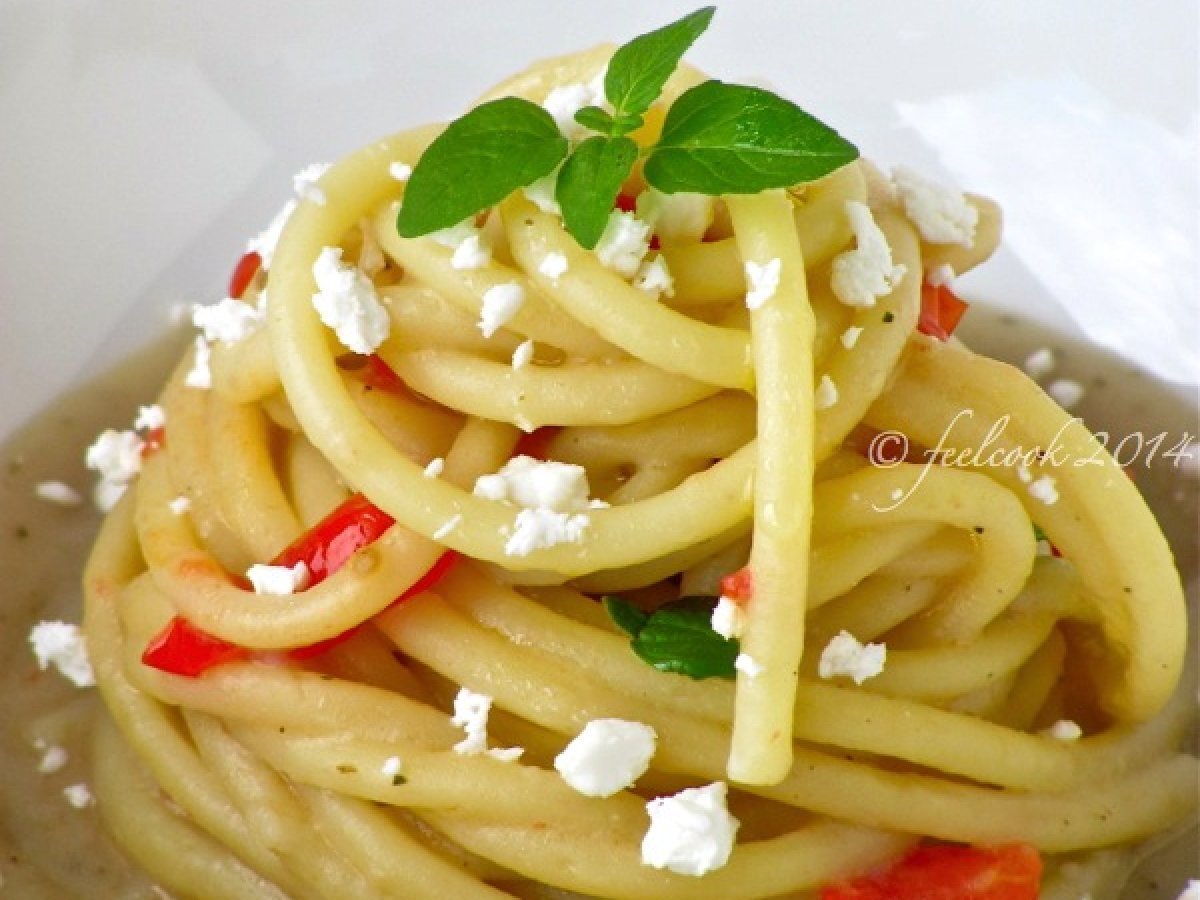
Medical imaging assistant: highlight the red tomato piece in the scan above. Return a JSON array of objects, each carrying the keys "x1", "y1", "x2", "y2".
[
  {"x1": 141, "y1": 616, "x2": 249, "y2": 677},
  {"x1": 918, "y1": 282, "x2": 970, "y2": 341},
  {"x1": 719, "y1": 567, "x2": 754, "y2": 603},
  {"x1": 228, "y1": 250, "x2": 262, "y2": 299},
  {"x1": 821, "y1": 843, "x2": 1042, "y2": 900}
]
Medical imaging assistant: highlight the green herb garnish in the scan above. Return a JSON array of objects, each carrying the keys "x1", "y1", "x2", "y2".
[
  {"x1": 603, "y1": 595, "x2": 738, "y2": 680},
  {"x1": 397, "y1": 6, "x2": 858, "y2": 249}
]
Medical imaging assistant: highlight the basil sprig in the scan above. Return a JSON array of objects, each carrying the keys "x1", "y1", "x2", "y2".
[
  {"x1": 604, "y1": 595, "x2": 738, "y2": 680},
  {"x1": 396, "y1": 6, "x2": 858, "y2": 248}
]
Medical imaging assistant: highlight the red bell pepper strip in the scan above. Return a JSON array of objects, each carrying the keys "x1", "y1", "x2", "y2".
[
  {"x1": 357, "y1": 355, "x2": 408, "y2": 394},
  {"x1": 142, "y1": 616, "x2": 249, "y2": 677},
  {"x1": 820, "y1": 843, "x2": 1042, "y2": 900},
  {"x1": 918, "y1": 282, "x2": 970, "y2": 342},
  {"x1": 272, "y1": 493, "x2": 396, "y2": 582},
  {"x1": 228, "y1": 250, "x2": 262, "y2": 299},
  {"x1": 719, "y1": 567, "x2": 754, "y2": 603}
]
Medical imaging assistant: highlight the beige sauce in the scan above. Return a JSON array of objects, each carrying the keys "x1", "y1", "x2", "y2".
[{"x1": 0, "y1": 312, "x2": 1194, "y2": 897}]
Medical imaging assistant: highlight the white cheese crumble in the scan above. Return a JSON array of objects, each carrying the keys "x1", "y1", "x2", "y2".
[
  {"x1": 474, "y1": 456, "x2": 602, "y2": 557},
  {"x1": 168, "y1": 495, "x2": 191, "y2": 515},
  {"x1": 1047, "y1": 378, "x2": 1085, "y2": 409},
  {"x1": 487, "y1": 746, "x2": 525, "y2": 763},
  {"x1": 595, "y1": 210, "x2": 652, "y2": 278},
  {"x1": 1177, "y1": 879, "x2": 1199, "y2": 900},
  {"x1": 246, "y1": 199, "x2": 298, "y2": 269},
  {"x1": 37, "y1": 743, "x2": 69, "y2": 775},
  {"x1": 636, "y1": 189, "x2": 714, "y2": 245},
  {"x1": 62, "y1": 783, "x2": 94, "y2": 809},
  {"x1": 815, "y1": 374, "x2": 839, "y2": 410},
  {"x1": 641, "y1": 782, "x2": 739, "y2": 877},
  {"x1": 478, "y1": 282, "x2": 526, "y2": 338},
  {"x1": 133, "y1": 404, "x2": 166, "y2": 432},
  {"x1": 710, "y1": 596, "x2": 745, "y2": 640},
  {"x1": 311, "y1": 246, "x2": 391, "y2": 354},
  {"x1": 1029, "y1": 474, "x2": 1059, "y2": 506},
  {"x1": 381, "y1": 755, "x2": 403, "y2": 778},
  {"x1": 450, "y1": 234, "x2": 492, "y2": 271},
  {"x1": 1023, "y1": 347, "x2": 1056, "y2": 380},
  {"x1": 554, "y1": 719, "x2": 657, "y2": 798},
  {"x1": 422, "y1": 457, "x2": 445, "y2": 478},
  {"x1": 734, "y1": 653, "x2": 764, "y2": 678},
  {"x1": 831, "y1": 201, "x2": 907, "y2": 307},
  {"x1": 192, "y1": 296, "x2": 264, "y2": 345},
  {"x1": 926, "y1": 263, "x2": 956, "y2": 287},
  {"x1": 523, "y1": 172, "x2": 561, "y2": 215},
  {"x1": 450, "y1": 687, "x2": 522, "y2": 760},
  {"x1": 387, "y1": 162, "x2": 412, "y2": 182},
  {"x1": 633, "y1": 256, "x2": 675, "y2": 298},
  {"x1": 184, "y1": 336, "x2": 212, "y2": 390},
  {"x1": 293, "y1": 162, "x2": 331, "y2": 206},
  {"x1": 818, "y1": 630, "x2": 886, "y2": 685},
  {"x1": 506, "y1": 508, "x2": 591, "y2": 557},
  {"x1": 840, "y1": 325, "x2": 865, "y2": 349},
  {"x1": 35, "y1": 481, "x2": 83, "y2": 507},
  {"x1": 743, "y1": 258, "x2": 781, "y2": 310},
  {"x1": 891, "y1": 166, "x2": 978, "y2": 247},
  {"x1": 511, "y1": 339, "x2": 535, "y2": 371},
  {"x1": 538, "y1": 251, "x2": 569, "y2": 280},
  {"x1": 1044, "y1": 719, "x2": 1083, "y2": 741},
  {"x1": 29, "y1": 622, "x2": 95, "y2": 688},
  {"x1": 432, "y1": 514, "x2": 462, "y2": 541},
  {"x1": 542, "y1": 82, "x2": 604, "y2": 142},
  {"x1": 85, "y1": 429, "x2": 144, "y2": 509},
  {"x1": 246, "y1": 562, "x2": 309, "y2": 596}
]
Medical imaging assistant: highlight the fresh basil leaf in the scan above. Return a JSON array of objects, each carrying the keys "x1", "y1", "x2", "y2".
[
  {"x1": 605, "y1": 595, "x2": 738, "y2": 680},
  {"x1": 603, "y1": 595, "x2": 648, "y2": 637},
  {"x1": 574, "y1": 105, "x2": 616, "y2": 135},
  {"x1": 605, "y1": 7, "x2": 715, "y2": 125},
  {"x1": 556, "y1": 135, "x2": 639, "y2": 249},
  {"x1": 643, "y1": 80, "x2": 859, "y2": 194},
  {"x1": 397, "y1": 97, "x2": 568, "y2": 237}
]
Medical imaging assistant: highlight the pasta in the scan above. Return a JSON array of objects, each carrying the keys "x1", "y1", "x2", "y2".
[{"x1": 78, "y1": 35, "x2": 1195, "y2": 900}]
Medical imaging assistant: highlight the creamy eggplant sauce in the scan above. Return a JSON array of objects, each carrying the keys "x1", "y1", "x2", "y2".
[{"x1": 0, "y1": 312, "x2": 1195, "y2": 898}]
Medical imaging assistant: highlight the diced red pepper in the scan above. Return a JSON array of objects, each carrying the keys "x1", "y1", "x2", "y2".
[
  {"x1": 918, "y1": 282, "x2": 970, "y2": 342},
  {"x1": 514, "y1": 426, "x2": 562, "y2": 461},
  {"x1": 140, "y1": 426, "x2": 167, "y2": 459},
  {"x1": 142, "y1": 616, "x2": 249, "y2": 676},
  {"x1": 357, "y1": 355, "x2": 408, "y2": 394},
  {"x1": 614, "y1": 192, "x2": 661, "y2": 250},
  {"x1": 228, "y1": 250, "x2": 262, "y2": 299},
  {"x1": 273, "y1": 493, "x2": 396, "y2": 582},
  {"x1": 820, "y1": 843, "x2": 1042, "y2": 900},
  {"x1": 719, "y1": 567, "x2": 754, "y2": 603}
]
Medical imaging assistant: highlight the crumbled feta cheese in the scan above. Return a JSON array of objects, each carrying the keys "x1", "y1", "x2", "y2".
[
  {"x1": 450, "y1": 234, "x2": 492, "y2": 271},
  {"x1": 430, "y1": 219, "x2": 482, "y2": 249},
  {"x1": 133, "y1": 404, "x2": 166, "y2": 432},
  {"x1": 35, "y1": 481, "x2": 83, "y2": 507},
  {"x1": 473, "y1": 456, "x2": 593, "y2": 512},
  {"x1": 1044, "y1": 719, "x2": 1083, "y2": 741},
  {"x1": 29, "y1": 622, "x2": 95, "y2": 688},
  {"x1": 293, "y1": 162, "x2": 331, "y2": 206},
  {"x1": 432, "y1": 514, "x2": 462, "y2": 541},
  {"x1": 1029, "y1": 475, "x2": 1059, "y2": 505},
  {"x1": 542, "y1": 82, "x2": 603, "y2": 141},
  {"x1": 246, "y1": 562, "x2": 309, "y2": 596},
  {"x1": 422, "y1": 457, "x2": 445, "y2": 478},
  {"x1": 744, "y1": 258, "x2": 781, "y2": 310},
  {"x1": 831, "y1": 201, "x2": 907, "y2": 307},
  {"x1": 247, "y1": 199, "x2": 298, "y2": 269},
  {"x1": 487, "y1": 746, "x2": 525, "y2": 763},
  {"x1": 554, "y1": 719, "x2": 657, "y2": 798},
  {"x1": 641, "y1": 782, "x2": 739, "y2": 877},
  {"x1": 710, "y1": 596, "x2": 744, "y2": 640},
  {"x1": 1023, "y1": 347, "x2": 1056, "y2": 380},
  {"x1": 62, "y1": 783, "x2": 94, "y2": 809},
  {"x1": 37, "y1": 744, "x2": 68, "y2": 774},
  {"x1": 1177, "y1": 879, "x2": 1199, "y2": 900},
  {"x1": 85, "y1": 430, "x2": 143, "y2": 486},
  {"x1": 387, "y1": 162, "x2": 412, "y2": 182},
  {"x1": 538, "y1": 252, "x2": 569, "y2": 280},
  {"x1": 381, "y1": 755, "x2": 403, "y2": 778},
  {"x1": 818, "y1": 630, "x2": 886, "y2": 685},
  {"x1": 595, "y1": 211, "x2": 652, "y2": 278},
  {"x1": 506, "y1": 508, "x2": 591, "y2": 556},
  {"x1": 634, "y1": 256, "x2": 675, "y2": 298},
  {"x1": 926, "y1": 263, "x2": 956, "y2": 287},
  {"x1": 192, "y1": 296, "x2": 264, "y2": 345},
  {"x1": 93, "y1": 480, "x2": 128, "y2": 512},
  {"x1": 184, "y1": 336, "x2": 212, "y2": 390},
  {"x1": 511, "y1": 339, "x2": 535, "y2": 371},
  {"x1": 168, "y1": 495, "x2": 191, "y2": 515},
  {"x1": 523, "y1": 172, "x2": 561, "y2": 215},
  {"x1": 636, "y1": 189, "x2": 714, "y2": 245},
  {"x1": 478, "y1": 282, "x2": 526, "y2": 338},
  {"x1": 840, "y1": 325, "x2": 864, "y2": 349},
  {"x1": 311, "y1": 246, "x2": 391, "y2": 354},
  {"x1": 451, "y1": 687, "x2": 491, "y2": 755},
  {"x1": 734, "y1": 653, "x2": 764, "y2": 678},
  {"x1": 815, "y1": 374, "x2": 839, "y2": 410},
  {"x1": 891, "y1": 166, "x2": 978, "y2": 247},
  {"x1": 1047, "y1": 378, "x2": 1085, "y2": 409}
]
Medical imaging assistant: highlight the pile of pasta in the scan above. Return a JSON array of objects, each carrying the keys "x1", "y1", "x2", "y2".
[{"x1": 83, "y1": 47, "x2": 1196, "y2": 899}]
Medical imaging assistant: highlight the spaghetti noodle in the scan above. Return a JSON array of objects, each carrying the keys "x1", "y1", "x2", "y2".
[{"x1": 80, "y1": 37, "x2": 1195, "y2": 900}]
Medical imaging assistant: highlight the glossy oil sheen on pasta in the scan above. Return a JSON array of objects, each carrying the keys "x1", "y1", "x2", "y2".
[{"x1": 11, "y1": 43, "x2": 1196, "y2": 900}]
